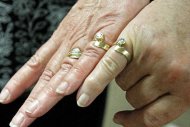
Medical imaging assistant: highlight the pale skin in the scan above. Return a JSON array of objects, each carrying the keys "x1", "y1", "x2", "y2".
[
  {"x1": 78, "y1": 0, "x2": 190, "y2": 127},
  {"x1": 0, "y1": 0, "x2": 149, "y2": 126}
]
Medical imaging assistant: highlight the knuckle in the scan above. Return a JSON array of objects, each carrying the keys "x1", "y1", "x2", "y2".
[
  {"x1": 83, "y1": 44, "x2": 103, "y2": 59},
  {"x1": 40, "y1": 69, "x2": 54, "y2": 82},
  {"x1": 166, "y1": 60, "x2": 187, "y2": 83},
  {"x1": 101, "y1": 56, "x2": 119, "y2": 77},
  {"x1": 61, "y1": 63, "x2": 72, "y2": 72},
  {"x1": 72, "y1": 64, "x2": 85, "y2": 76},
  {"x1": 26, "y1": 54, "x2": 42, "y2": 71},
  {"x1": 85, "y1": 77, "x2": 103, "y2": 94},
  {"x1": 44, "y1": 86, "x2": 57, "y2": 97},
  {"x1": 46, "y1": 59, "x2": 60, "y2": 70}
]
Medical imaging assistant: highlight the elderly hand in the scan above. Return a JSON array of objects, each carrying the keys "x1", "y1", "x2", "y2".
[
  {"x1": 0, "y1": 0, "x2": 149, "y2": 126},
  {"x1": 76, "y1": 0, "x2": 190, "y2": 126}
]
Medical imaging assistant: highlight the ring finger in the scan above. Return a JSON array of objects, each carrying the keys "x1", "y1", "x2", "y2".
[{"x1": 76, "y1": 33, "x2": 133, "y2": 107}]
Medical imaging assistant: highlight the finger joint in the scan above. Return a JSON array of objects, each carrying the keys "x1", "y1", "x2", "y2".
[
  {"x1": 26, "y1": 54, "x2": 42, "y2": 71},
  {"x1": 101, "y1": 56, "x2": 119, "y2": 77}
]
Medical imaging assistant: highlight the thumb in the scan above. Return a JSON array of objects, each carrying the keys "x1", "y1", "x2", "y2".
[{"x1": 113, "y1": 95, "x2": 188, "y2": 127}]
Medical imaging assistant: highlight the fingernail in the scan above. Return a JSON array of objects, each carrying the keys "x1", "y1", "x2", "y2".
[
  {"x1": 25, "y1": 100, "x2": 39, "y2": 114},
  {"x1": 56, "y1": 82, "x2": 69, "y2": 94},
  {"x1": 113, "y1": 114, "x2": 120, "y2": 124},
  {"x1": 113, "y1": 113, "x2": 123, "y2": 125},
  {"x1": 10, "y1": 112, "x2": 25, "y2": 127},
  {"x1": 0, "y1": 88, "x2": 10, "y2": 103},
  {"x1": 77, "y1": 93, "x2": 90, "y2": 107},
  {"x1": 9, "y1": 122, "x2": 19, "y2": 127}
]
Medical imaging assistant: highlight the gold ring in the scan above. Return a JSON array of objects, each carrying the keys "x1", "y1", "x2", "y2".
[
  {"x1": 114, "y1": 38, "x2": 131, "y2": 62},
  {"x1": 68, "y1": 48, "x2": 82, "y2": 59},
  {"x1": 93, "y1": 32, "x2": 110, "y2": 51}
]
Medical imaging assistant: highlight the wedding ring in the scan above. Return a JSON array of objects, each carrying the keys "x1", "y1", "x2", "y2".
[
  {"x1": 68, "y1": 48, "x2": 82, "y2": 59},
  {"x1": 114, "y1": 38, "x2": 131, "y2": 62},
  {"x1": 93, "y1": 41, "x2": 110, "y2": 51},
  {"x1": 93, "y1": 32, "x2": 110, "y2": 51}
]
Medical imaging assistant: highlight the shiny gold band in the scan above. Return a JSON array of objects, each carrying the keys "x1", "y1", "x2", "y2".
[
  {"x1": 93, "y1": 32, "x2": 110, "y2": 51},
  {"x1": 114, "y1": 45, "x2": 131, "y2": 61},
  {"x1": 68, "y1": 48, "x2": 82, "y2": 59},
  {"x1": 114, "y1": 38, "x2": 131, "y2": 62},
  {"x1": 68, "y1": 53, "x2": 81, "y2": 59},
  {"x1": 93, "y1": 41, "x2": 110, "y2": 51}
]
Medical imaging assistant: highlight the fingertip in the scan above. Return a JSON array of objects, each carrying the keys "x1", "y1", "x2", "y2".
[
  {"x1": 0, "y1": 88, "x2": 11, "y2": 104},
  {"x1": 77, "y1": 93, "x2": 90, "y2": 107},
  {"x1": 113, "y1": 112, "x2": 122, "y2": 124},
  {"x1": 10, "y1": 110, "x2": 36, "y2": 127},
  {"x1": 113, "y1": 111, "x2": 127, "y2": 125},
  {"x1": 114, "y1": 110, "x2": 134, "y2": 126}
]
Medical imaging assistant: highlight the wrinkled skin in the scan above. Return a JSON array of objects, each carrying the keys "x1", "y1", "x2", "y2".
[
  {"x1": 0, "y1": 0, "x2": 149, "y2": 126},
  {"x1": 2, "y1": 0, "x2": 189, "y2": 126}
]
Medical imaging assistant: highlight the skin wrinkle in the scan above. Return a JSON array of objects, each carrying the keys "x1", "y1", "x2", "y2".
[
  {"x1": 94, "y1": 22, "x2": 116, "y2": 39},
  {"x1": 3, "y1": 0, "x2": 153, "y2": 126},
  {"x1": 101, "y1": 56, "x2": 119, "y2": 78},
  {"x1": 26, "y1": 55, "x2": 42, "y2": 71},
  {"x1": 74, "y1": 4, "x2": 121, "y2": 44},
  {"x1": 69, "y1": 14, "x2": 93, "y2": 43},
  {"x1": 67, "y1": 1, "x2": 108, "y2": 44},
  {"x1": 95, "y1": 11, "x2": 119, "y2": 24},
  {"x1": 39, "y1": 69, "x2": 54, "y2": 82},
  {"x1": 89, "y1": 13, "x2": 122, "y2": 43}
]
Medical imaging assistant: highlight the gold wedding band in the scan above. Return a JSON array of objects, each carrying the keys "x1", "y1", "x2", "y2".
[
  {"x1": 93, "y1": 41, "x2": 110, "y2": 51},
  {"x1": 114, "y1": 38, "x2": 131, "y2": 62},
  {"x1": 68, "y1": 48, "x2": 82, "y2": 59},
  {"x1": 93, "y1": 32, "x2": 110, "y2": 51}
]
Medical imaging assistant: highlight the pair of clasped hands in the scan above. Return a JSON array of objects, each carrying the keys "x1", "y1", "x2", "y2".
[{"x1": 1, "y1": 0, "x2": 190, "y2": 126}]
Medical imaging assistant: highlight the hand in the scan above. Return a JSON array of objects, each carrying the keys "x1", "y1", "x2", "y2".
[
  {"x1": 75, "y1": 0, "x2": 190, "y2": 127},
  {"x1": 0, "y1": 0, "x2": 149, "y2": 126}
]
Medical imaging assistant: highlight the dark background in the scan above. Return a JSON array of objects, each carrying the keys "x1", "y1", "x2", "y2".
[
  {"x1": 0, "y1": 91, "x2": 107, "y2": 127},
  {"x1": 0, "y1": 0, "x2": 106, "y2": 126}
]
